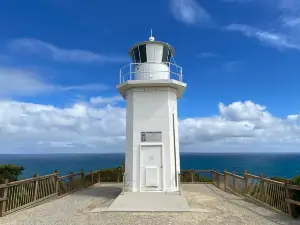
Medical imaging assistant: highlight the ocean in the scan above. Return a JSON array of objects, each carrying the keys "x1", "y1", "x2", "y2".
[{"x1": 0, "y1": 153, "x2": 299, "y2": 179}]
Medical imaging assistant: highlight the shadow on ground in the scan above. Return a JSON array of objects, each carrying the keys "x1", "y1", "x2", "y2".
[{"x1": 73, "y1": 185, "x2": 122, "y2": 199}]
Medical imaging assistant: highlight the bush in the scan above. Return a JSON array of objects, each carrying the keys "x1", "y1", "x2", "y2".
[
  {"x1": 292, "y1": 175, "x2": 300, "y2": 186},
  {"x1": 270, "y1": 177, "x2": 285, "y2": 182},
  {"x1": 0, "y1": 164, "x2": 24, "y2": 182}
]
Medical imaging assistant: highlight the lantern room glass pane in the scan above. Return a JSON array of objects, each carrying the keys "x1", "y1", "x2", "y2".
[
  {"x1": 139, "y1": 44, "x2": 147, "y2": 63},
  {"x1": 162, "y1": 45, "x2": 171, "y2": 63},
  {"x1": 133, "y1": 48, "x2": 140, "y2": 63}
]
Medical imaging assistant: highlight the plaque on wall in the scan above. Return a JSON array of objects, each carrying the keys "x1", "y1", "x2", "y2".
[{"x1": 141, "y1": 132, "x2": 162, "y2": 142}]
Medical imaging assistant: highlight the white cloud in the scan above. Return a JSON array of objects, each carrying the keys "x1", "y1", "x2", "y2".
[
  {"x1": 7, "y1": 38, "x2": 129, "y2": 65},
  {"x1": 169, "y1": 0, "x2": 211, "y2": 26},
  {"x1": 0, "y1": 99, "x2": 300, "y2": 153},
  {"x1": 224, "y1": 24, "x2": 300, "y2": 51},
  {"x1": 0, "y1": 67, "x2": 109, "y2": 97},
  {"x1": 179, "y1": 101, "x2": 300, "y2": 152},
  {"x1": 197, "y1": 52, "x2": 218, "y2": 59},
  {"x1": 282, "y1": 17, "x2": 300, "y2": 27},
  {"x1": 221, "y1": 60, "x2": 244, "y2": 72},
  {"x1": 223, "y1": 0, "x2": 300, "y2": 52},
  {"x1": 90, "y1": 96, "x2": 123, "y2": 105}
]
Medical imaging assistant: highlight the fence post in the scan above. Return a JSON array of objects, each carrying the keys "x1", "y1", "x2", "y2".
[
  {"x1": 97, "y1": 170, "x2": 101, "y2": 183},
  {"x1": 244, "y1": 170, "x2": 248, "y2": 195},
  {"x1": 211, "y1": 168, "x2": 214, "y2": 184},
  {"x1": 117, "y1": 169, "x2": 120, "y2": 183},
  {"x1": 233, "y1": 171, "x2": 236, "y2": 191},
  {"x1": 259, "y1": 174, "x2": 265, "y2": 202},
  {"x1": 0, "y1": 179, "x2": 8, "y2": 217},
  {"x1": 90, "y1": 170, "x2": 94, "y2": 184},
  {"x1": 80, "y1": 169, "x2": 85, "y2": 188},
  {"x1": 284, "y1": 180, "x2": 292, "y2": 217},
  {"x1": 33, "y1": 174, "x2": 39, "y2": 201},
  {"x1": 54, "y1": 170, "x2": 59, "y2": 195},
  {"x1": 224, "y1": 169, "x2": 227, "y2": 189},
  {"x1": 191, "y1": 169, "x2": 194, "y2": 183},
  {"x1": 69, "y1": 172, "x2": 73, "y2": 192},
  {"x1": 217, "y1": 170, "x2": 220, "y2": 187}
]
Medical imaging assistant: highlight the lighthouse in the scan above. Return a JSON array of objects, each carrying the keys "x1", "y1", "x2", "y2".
[{"x1": 117, "y1": 33, "x2": 186, "y2": 193}]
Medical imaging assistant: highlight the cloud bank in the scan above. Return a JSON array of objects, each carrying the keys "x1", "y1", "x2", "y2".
[
  {"x1": 0, "y1": 99, "x2": 299, "y2": 154},
  {"x1": 7, "y1": 38, "x2": 129, "y2": 65}
]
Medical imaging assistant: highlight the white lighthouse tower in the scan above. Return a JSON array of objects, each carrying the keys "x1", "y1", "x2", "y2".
[{"x1": 117, "y1": 33, "x2": 186, "y2": 193}]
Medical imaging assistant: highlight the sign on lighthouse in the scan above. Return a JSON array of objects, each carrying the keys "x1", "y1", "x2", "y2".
[{"x1": 117, "y1": 33, "x2": 186, "y2": 193}]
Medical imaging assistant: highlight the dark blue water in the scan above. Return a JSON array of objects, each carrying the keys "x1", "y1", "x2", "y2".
[{"x1": 0, "y1": 153, "x2": 299, "y2": 179}]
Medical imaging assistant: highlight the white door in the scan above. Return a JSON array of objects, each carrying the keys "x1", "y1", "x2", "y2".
[{"x1": 140, "y1": 145, "x2": 163, "y2": 191}]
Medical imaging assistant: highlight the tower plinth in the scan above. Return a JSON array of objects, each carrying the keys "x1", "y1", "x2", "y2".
[{"x1": 117, "y1": 35, "x2": 186, "y2": 192}]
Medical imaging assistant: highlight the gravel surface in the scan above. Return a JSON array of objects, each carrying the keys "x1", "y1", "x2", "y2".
[{"x1": 0, "y1": 183, "x2": 298, "y2": 225}]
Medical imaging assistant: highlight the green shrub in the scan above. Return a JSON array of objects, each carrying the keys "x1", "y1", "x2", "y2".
[
  {"x1": 292, "y1": 175, "x2": 300, "y2": 186},
  {"x1": 0, "y1": 164, "x2": 24, "y2": 182}
]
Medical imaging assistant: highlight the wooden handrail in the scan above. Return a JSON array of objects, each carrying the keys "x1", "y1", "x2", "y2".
[
  {"x1": 287, "y1": 184, "x2": 300, "y2": 191},
  {"x1": 6, "y1": 173, "x2": 57, "y2": 187},
  {"x1": 58, "y1": 172, "x2": 81, "y2": 179},
  {"x1": 181, "y1": 169, "x2": 212, "y2": 173},
  {"x1": 262, "y1": 178, "x2": 285, "y2": 186},
  {"x1": 286, "y1": 198, "x2": 300, "y2": 207},
  {"x1": 244, "y1": 173, "x2": 260, "y2": 179},
  {"x1": 0, "y1": 168, "x2": 102, "y2": 217},
  {"x1": 224, "y1": 171, "x2": 244, "y2": 179}
]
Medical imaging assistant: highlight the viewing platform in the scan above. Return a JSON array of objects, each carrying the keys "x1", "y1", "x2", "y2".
[
  {"x1": 0, "y1": 183, "x2": 297, "y2": 225},
  {"x1": 0, "y1": 169, "x2": 299, "y2": 224}
]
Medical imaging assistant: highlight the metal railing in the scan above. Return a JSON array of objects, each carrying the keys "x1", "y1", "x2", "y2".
[{"x1": 119, "y1": 62, "x2": 183, "y2": 84}]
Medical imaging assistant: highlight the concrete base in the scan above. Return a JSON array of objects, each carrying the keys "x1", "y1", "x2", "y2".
[{"x1": 97, "y1": 192, "x2": 191, "y2": 212}]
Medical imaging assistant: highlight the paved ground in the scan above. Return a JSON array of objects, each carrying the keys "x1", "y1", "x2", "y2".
[
  {"x1": 102, "y1": 191, "x2": 190, "y2": 212},
  {"x1": 0, "y1": 183, "x2": 298, "y2": 225}
]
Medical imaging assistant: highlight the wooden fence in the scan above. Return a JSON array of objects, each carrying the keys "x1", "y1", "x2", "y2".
[
  {"x1": 0, "y1": 169, "x2": 101, "y2": 217},
  {"x1": 1, "y1": 168, "x2": 299, "y2": 218},
  {"x1": 180, "y1": 170, "x2": 212, "y2": 183},
  {"x1": 211, "y1": 169, "x2": 300, "y2": 219}
]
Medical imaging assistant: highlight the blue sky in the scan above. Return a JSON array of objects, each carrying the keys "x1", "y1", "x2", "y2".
[{"x1": 0, "y1": 0, "x2": 300, "y2": 154}]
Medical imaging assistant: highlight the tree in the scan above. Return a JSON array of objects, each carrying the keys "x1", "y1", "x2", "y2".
[{"x1": 0, "y1": 164, "x2": 24, "y2": 182}]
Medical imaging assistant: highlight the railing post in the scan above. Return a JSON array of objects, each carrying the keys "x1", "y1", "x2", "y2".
[
  {"x1": 33, "y1": 174, "x2": 39, "y2": 201},
  {"x1": 233, "y1": 171, "x2": 236, "y2": 191},
  {"x1": 0, "y1": 179, "x2": 8, "y2": 217},
  {"x1": 97, "y1": 170, "x2": 101, "y2": 183},
  {"x1": 259, "y1": 174, "x2": 265, "y2": 202},
  {"x1": 117, "y1": 168, "x2": 120, "y2": 183},
  {"x1": 90, "y1": 170, "x2": 94, "y2": 184},
  {"x1": 211, "y1": 168, "x2": 215, "y2": 184},
  {"x1": 217, "y1": 170, "x2": 220, "y2": 187},
  {"x1": 224, "y1": 169, "x2": 227, "y2": 189},
  {"x1": 178, "y1": 172, "x2": 181, "y2": 190},
  {"x1": 54, "y1": 170, "x2": 59, "y2": 195},
  {"x1": 191, "y1": 169, "x2": 194, "y2": 183},
  {"x1": 80, "y1": 169, "x2": 85, "y2": 188},
  {"x1": 244, "y1": 170, "x2": 248, "y2": 195},
  {"x1": 284, "y1": 180, "x2": 292, "y2": 217},
  {"x1": 69, "y1": 172, "x2": 73, "y2": 192},
  {"x1": 181, "y1": 67, "x2": 183, "y2": 81},
  {"x1": 129, "y1": 64, "x2": 132, "y2": 80}
]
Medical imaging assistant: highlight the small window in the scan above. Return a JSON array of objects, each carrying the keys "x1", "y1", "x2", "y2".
[
  {"x1": 162, "y1": 46, "x2": 172, "y2": 63},
  {"x1": 133, "y1": 47, "x2": 140, "y2": 63},
  {"x1": 141, "y1": 132, "x2": 162, "y2": 142},
  {"x1": 139, "y1": 44, "x2": 147, "y2": 63}
]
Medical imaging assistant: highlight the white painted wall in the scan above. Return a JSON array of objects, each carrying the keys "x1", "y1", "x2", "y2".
[{"x1": 125, "y1": 86, "x2": 180, "y2": 192}]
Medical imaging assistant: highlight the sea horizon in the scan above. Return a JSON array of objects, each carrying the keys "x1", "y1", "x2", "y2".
[
  {"x1": 1, "y1": 152, "x2": 299, "y2": 180},
  {"x1": 1, "y1": 152, "x2": 300, "y2": 155}
]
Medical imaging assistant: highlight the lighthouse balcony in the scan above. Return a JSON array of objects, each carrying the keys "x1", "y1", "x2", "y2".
[{"x1": 119, "y1": 62, "x2": 183, "y2": 84}]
